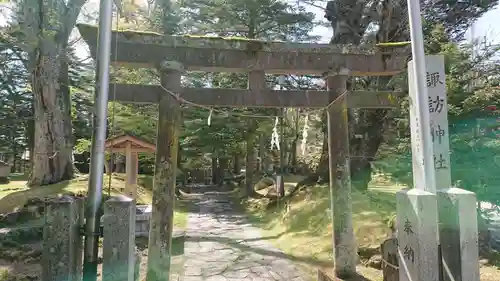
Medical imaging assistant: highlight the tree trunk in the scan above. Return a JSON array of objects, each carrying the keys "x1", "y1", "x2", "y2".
[
  {"x1": 22, "y1": 0, "x2": 86, "y2": 186},
  {"x1": 115, "y1": 156, "x2": 125, "y2": 173},
  {"x1": 211, "y1": 155, "x2": 217, "y2": 184},
  {"x1": 314, "y1": 112, "x2": 329, "y2": 183},
  {"x1": 349, "y1": 109, "x2": 389, "y2": 190},
  {"x1": 11, "y1": 131, "x2": 17, "y2": 173},
  {"x1": 177, "y1": 143, "x2": 182, "y2": 167},
  {"x1": 291, "y1": 109, "x2": 300, "y2": 171},
  {"x1": 28, "y1": 44, "x2": 73, "y2": 186},
  {"x1": 315, "y1": 98, "x2": 390, "y2": 191},
  {"x1": 27, "y1": 112, "x2": 35, "y2": 171},
  {"x1": 233, "y1": 154, "x2": 241, "y2": 174},
  {"x1": 219, "y1": 157, "x2": 228, "y2": 183},
  {"x1": 258, "y1": 134, "x2": 265, "y2": 172},
  {"x1": 313, "y1": 0, "x2": 408, "y2": 191},
  {"x1": 104, "y1": 160, "x2": 110, "y2": 175},
  {"x1": 279, "y1": 109, "x2": 286, "y2": 174},
  {"x1": 245, "y1": 134, "x2": 256, "y2": 196}
]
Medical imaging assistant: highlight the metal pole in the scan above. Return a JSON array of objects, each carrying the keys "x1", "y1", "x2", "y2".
[
  {"x1": 407, "y1": 0, "x2": 436, "y2": 193},
  {"x1": 83, "y1": 0, "x2": 113, "y2": 280}
]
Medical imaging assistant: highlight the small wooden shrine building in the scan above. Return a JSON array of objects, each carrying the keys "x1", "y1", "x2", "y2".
[{"x1": 105, "y1": 134, "x2": 156, "y2": 198}]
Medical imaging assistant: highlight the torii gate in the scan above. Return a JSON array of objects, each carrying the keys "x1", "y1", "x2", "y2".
[{"x1": 77, "y1": 23, "x2": 407, "y2": 280}]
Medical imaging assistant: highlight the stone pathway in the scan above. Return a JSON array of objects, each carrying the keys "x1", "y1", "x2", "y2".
[{"x1": 183, "y1": 190, "x2": 309, "y2": 281}]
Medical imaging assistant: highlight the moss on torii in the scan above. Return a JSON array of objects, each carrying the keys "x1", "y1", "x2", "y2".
[
  {"x1": 77, "y1": 23, "x2": 268, "y2": 43},
  {"x1": 183, "y1": 34, "x2": 269, "y2": 43},
  {"x1": 77, "y1": 23, "x2": 407, "y2": 55}
]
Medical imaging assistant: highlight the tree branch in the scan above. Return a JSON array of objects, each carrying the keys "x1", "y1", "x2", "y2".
[{"x1": 60, "y1": 0, "x2": 88, "y2": 42}]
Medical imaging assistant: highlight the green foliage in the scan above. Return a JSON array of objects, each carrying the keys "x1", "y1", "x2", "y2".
[
  {"x1": 422, "y1": 0, "x2": 499, "y2": 41},
  {"x1": 149, "y1": 0, "x2": 184, "y2": 34},
  {"x1": 377, "y1": 25, "x2": 500, "y2": 204},
  {"x1": 74, "y1": 139, "x2": 91, "y2": 154},
  {"x1": 180, "y1": 0, "x2": 317, "y2": 41},
  {"x1": 377, "y1": 116, "x2": 500, "y2": 205},
  {"x1": 450, "y1": 118, "x2": 500, "y2": 204}
]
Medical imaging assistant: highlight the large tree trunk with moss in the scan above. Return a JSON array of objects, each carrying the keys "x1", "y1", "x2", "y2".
[
  {"x1": 218, "y1": 157, "x2": 228, "y2": 182},
  {"x1": 308, "y1": 0, "x2": 407, "y2": 191},
  {"x1": 211, "y1": 153, "x2": 218, "y2": 184},
  {"x1": 21, "y1": 0, "x2": 86, "y2": 186},
  {"x1": 245, "y1": 134, "x2": 256, "y2": 195},
  {"x1": 290, "y1": 109, "x2": 300, "y2": 171},
  {"x1": 233, "y1": 154, "x2": 241, "y2": 174},
  {"x1": 349, "y1": 108, "x2": 390, "y2": 190},
  {"x1": 29, "y1": 43, "x2": 74, "y2": 186},
  {"x1": 244, "y1": 120, "x2": 259, "y2": 195},
  {"x1": 257, "y1": 134, "x2": 265, "y2": 172}
]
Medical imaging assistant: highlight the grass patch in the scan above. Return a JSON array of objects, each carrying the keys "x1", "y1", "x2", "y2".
[
  {"x1": 247, "y1": 180, "x2": 399, "y2": 249},
  {"x1": 0, "y1": 173, "x2": 188, "y2": 228},
  {"x1": 242, "y1": 174, "x2": 500, "y2": 281},
  {"x1": 0, "y1": 173, "x2": 190, "y2": 281},
  {"x1": 242, "y1": 176, "x2": 403, "y2": 279}
]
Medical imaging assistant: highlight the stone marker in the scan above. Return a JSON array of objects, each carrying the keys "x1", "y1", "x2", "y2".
[
  {"x1": 102, "y1": 195, "x2": 136, "y2": 281},
  {"x1": 411, "y1": 54, "x2": 480, "y2": 281},
  {"x1": 396, "y1": 188, "x2": 439, "y2": 281},
  {"x1": 437, "y1": 188, "x2": 480, "y2": 281},
  {"x1": 74, "y1": 197, "x2": 85, "y2": 281},
  {"x1": 42, "y1": 196, "x2": 80, "y2": 281},
  {"x1": 381, "y1": 237, "x2": 398, "y2": 281},
  {"x1": 409, "y1": 55, "x2": 452, "y2": 191},
  {"x1": 425, "y1": 56, "x2": 451, "y2": 189}
]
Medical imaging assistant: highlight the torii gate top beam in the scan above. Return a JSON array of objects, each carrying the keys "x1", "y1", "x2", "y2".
[{"x1": 77, "y1": 24, "x2": 408, "y2": 76}]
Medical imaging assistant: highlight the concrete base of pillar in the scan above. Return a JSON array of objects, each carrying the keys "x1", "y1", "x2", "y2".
[
  {"x1": 396, "y1": 188, "x2": 440, "y2": 281},
  {"x1": 437, "y1": 188, "x2": 480, "y2": 281},
  {"x1": 103, "y1": 195, "x2": 136, "y2": 281}
]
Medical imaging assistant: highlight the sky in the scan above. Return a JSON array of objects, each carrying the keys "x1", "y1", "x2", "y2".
[{"x1": 463, "y1": 5, "x2": 500, "y2": 44}]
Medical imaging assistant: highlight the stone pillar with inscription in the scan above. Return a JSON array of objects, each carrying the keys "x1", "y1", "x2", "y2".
[
  {"x1": 397, "y1": 55, "x2": 442, "y2": 281},
  {"x1": 403, "y1": 54, "x2": 480, "y2": 281},
  {"x1": 418, "y1": 55, "x2": 479, "y2": 281},
  {"x1": 421, "y1": 55, "x2": 451, "y2": 190}
]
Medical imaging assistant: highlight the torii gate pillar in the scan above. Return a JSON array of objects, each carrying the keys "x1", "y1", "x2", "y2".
[
  {"x1": 326, "y1": 70, "x2": 357, "y2": 278},
  {"x1": 146, "y1": 61, "x2": 183, "y2": 281}
]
